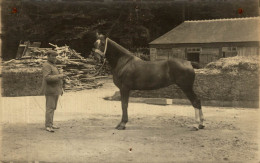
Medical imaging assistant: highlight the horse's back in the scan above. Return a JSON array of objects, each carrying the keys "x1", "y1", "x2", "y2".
[
  {"x1": 168, "y1": 58, "x2": 193, "y2": 69},
  {"x1": 136, "y1": 58, "x2": 191, "y2": 67},
  {"x1": 132, "y1": 58, "x2": 193, "y2": 76},
  {"x1": 167, "y1": 58, "x2": 195, "y2": 87}
]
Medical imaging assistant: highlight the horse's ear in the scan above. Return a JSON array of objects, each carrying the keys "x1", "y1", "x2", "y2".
[{"x1": 96, "y1": 32, "x2": 106, "y2": 40}]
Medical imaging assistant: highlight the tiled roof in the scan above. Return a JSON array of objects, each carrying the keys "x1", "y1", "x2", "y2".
[{"x1": 149, "y1": 17, "x2": 260, "y2": 44}]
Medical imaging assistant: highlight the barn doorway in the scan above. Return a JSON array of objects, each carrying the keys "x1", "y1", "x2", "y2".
[{"x1": 187, "y1": 53, "x2": 200, "y2": 62}]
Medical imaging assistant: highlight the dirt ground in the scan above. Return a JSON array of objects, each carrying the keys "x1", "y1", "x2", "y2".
[{"x1": 0, "y1": 78, "x2": 259, "y2": 163}]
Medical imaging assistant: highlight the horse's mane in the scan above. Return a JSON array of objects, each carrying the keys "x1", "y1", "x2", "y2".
[
  {"x1": 104, "y1": 38, "x2": 138, "y2": 70},
  {"x1": 106, "y1": 38, "x2": 134, "y2": 58}
]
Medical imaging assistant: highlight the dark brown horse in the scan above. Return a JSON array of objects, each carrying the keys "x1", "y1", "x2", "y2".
[{"x1": 94, "y1": 37, "x2": 205, "y2": 130}]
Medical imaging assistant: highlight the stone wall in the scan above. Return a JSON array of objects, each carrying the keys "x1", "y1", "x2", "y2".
[
  {"x1": 1, "y1": 58, "x2": 107, "y2": 97},
  {"x1": 194, "y1": 69, "x2": 259, "y2": 101},
  {"x1": 130, "y1": 69, "x2": 259, "y2": 107},
  {"x1": 2, "y1": 68, "x2": 43, "y2": 97}
]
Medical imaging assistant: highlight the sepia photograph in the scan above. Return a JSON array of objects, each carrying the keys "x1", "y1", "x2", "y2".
[{"x1": 0, "y1": 0, "x2": 259, "y2": 162}]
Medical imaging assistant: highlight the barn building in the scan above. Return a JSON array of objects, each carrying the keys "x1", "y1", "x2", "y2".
[{"x1": 149, "y1": 17, "x2": 260, "y2": 67}]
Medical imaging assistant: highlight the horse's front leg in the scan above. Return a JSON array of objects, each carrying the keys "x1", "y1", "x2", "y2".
[{"x1": 116, "y1": 88, "x2": 130, "y2": 130}]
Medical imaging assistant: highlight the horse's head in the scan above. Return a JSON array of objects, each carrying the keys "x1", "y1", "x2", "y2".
[
  {"x1": 93, "y1": 34, "x2": 135, "y2": 69},
  {"x1": 93, "y1": 32, "x2": 107, "y2": 60}
]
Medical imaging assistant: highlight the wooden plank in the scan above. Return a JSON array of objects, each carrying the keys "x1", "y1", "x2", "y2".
[{"x1": 143, "y1": 98, "x2": 173, "y2": 105}]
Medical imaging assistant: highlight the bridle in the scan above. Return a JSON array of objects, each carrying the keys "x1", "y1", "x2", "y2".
[
  {"x1": 93, "y1": 38, "x2": 108, "y2": 76},
  {"x1": 94, "y1": 37, "x2": 108, "y2": 58},
  {"x1": 93, "y1": 6, "x2": 123, "y2": 69},
  {"x1": 93, "y1": 3, "x2": 123, "y2": 57}
]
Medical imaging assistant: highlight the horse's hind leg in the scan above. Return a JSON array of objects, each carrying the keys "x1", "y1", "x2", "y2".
[
  {"x1": 180, "y1": 86, "x2": 205, "y2": 130},
  {"x1": 116, "y1": 87, "x2": 130, "y2": 130}
]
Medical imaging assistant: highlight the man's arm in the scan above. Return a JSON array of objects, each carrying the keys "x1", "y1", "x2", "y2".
[{"x1": 42, "y1": 64, "x2": 63, "y2": 83}]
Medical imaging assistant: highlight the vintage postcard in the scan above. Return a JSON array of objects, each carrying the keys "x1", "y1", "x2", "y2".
[{"x1": 1, "y1": 0, "x2": 259, "y2": 162}]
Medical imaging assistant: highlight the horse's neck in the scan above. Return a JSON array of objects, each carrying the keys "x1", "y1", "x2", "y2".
[
  {"x1": 118, "y1": 56, "x2": 133, "y2": 66},
  {"x1": 107, "y1": 38, "x2": 132, "y2": 55},
  {"x1": 106, "y1": 38, "x2": 134, "y2": 70}
]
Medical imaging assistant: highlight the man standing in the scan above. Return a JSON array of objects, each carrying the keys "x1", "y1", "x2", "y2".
[{"x1": 41, "y1": 51, "x2": 65, "y2": 132}]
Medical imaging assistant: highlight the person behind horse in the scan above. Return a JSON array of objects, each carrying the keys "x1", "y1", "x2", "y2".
[{"x1": 41, "y1": 51, "x2": 65, "y2": 132}]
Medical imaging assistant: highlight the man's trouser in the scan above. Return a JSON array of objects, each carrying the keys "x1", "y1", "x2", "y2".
[{"x1": 45, "y1": 95, "x2": 59, "y2": 128}]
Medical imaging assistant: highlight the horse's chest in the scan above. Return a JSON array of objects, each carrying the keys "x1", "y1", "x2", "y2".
[{"x1": 112, "y1": 72, "x2": 122, "y2": 88}]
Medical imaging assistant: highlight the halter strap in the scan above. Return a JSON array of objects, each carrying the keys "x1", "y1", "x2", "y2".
[
  {"x1": 94, "y1": 38, "x2": 108, "y2": 57},
  {"x1": 94, "y1": 49, "x2": 104, "y2": 56},
  {"x1": 103, "y1": 38, "x2": 108, "y2": 55}
]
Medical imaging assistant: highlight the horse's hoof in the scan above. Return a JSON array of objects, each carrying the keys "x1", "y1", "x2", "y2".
[
  {"x1": 115, "y1": 124, "x2": 126, "y2": 130},
  {"x1": 199, "y1": 124, "x2": 205, "y2": 129},
  {"x1": 190, "y1": 126, "x2": 199, "y2": 131},
  {"x1": 116, "y1": 126, "x2": 126, "y2": 130}
]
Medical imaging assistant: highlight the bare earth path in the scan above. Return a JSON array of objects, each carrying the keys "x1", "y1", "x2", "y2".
[{"x1": 1, "y1": 78, "x2": 259, "y2": 163}]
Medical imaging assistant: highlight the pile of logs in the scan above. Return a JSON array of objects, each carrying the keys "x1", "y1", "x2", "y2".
[
  {"x1": 57, "y1": 58, "x2": 110, "y2": 91},
  {"x1": 49, "y1": 43, "x2": 84, "y2": 59},
  {"x1": 3, "y1": 44, "x2": 111, "y2": 92},
  {"x1": 19, "y1": 42, "x2": 85, "y2": 60}
]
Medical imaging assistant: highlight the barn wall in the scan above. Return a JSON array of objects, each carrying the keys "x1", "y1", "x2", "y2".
[
  {"x1": 157, "y1": 48, "x2": 171, "y2": 60},
  {"x1": 170, "y1": 48, "x2": 186, "y2": 59},
  {"x1": 200, "y1": 48, "x2": 220, "y2": 67},
  {"x1": 150, "y1": 46, "x2": 220, "y2": 67},
  {"x1": 237, "y1": 47, "x2": 259, "y2": 56},
  {"x1": 151, "y1": 48, "x2": 186, "y2": 61},
  {"x1": 150, "y1": 43, "x2": 259, "y2": 67},
  {"x1": 150, "y1": 48, "x2": 157, "y2": 61}
]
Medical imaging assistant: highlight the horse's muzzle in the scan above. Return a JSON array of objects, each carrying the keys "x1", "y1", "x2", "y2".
[{"x1": 94, "y1": 49, "x2": 105, "y2": 57}]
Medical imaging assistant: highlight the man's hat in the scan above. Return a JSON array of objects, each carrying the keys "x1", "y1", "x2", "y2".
[{"x1": 46, "y1": 50, "x2": 58, "y2": 56}]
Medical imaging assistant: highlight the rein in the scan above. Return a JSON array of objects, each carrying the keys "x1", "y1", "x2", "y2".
[
  {"x1": 93, "y1": 38, "x2": 108, "y2": 76},
  {"x1": 100, "y1": 38, "x2": 108, "y2": 72},
  {"x1": 103, "y1": 38, "x2": 108, "y2": 55}
]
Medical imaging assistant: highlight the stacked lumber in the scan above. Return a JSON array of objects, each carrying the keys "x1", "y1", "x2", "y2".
[
  {"x1": 29, "y1": 48, "x2": 52, "y2": 58},
  {"x1": 2, "y1": 56, "x2": 110, "y2": 93},
  {"x1": 1, "y1": 43, "x2": 112, "y2": 95},
  {"x1": 49, "y1": 43, "x2": 84, "y2": 59},
  {"x1": 58, "y1": 58, "x2": 109, "y2": 91},
  {"x1": 17, "y1": 41, "x2": 85, "y2": 60}
]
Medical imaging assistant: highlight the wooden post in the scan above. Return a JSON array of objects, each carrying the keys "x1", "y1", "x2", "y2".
[{"x1": 219, "y1": 47, "x2": 223, "y2": 59}]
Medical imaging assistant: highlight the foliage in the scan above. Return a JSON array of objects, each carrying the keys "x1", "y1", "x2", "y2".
[{"x1": 2, "y1": 0, "x2": 258, "y2": 60}]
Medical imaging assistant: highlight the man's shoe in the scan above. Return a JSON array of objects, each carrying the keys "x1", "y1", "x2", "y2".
[
  {"x1": 52, "y1": 125, "x2": 60, "y2": 129},
  {"x1": 46, "y1": 127, "x2": 54, "y2": 132}
]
